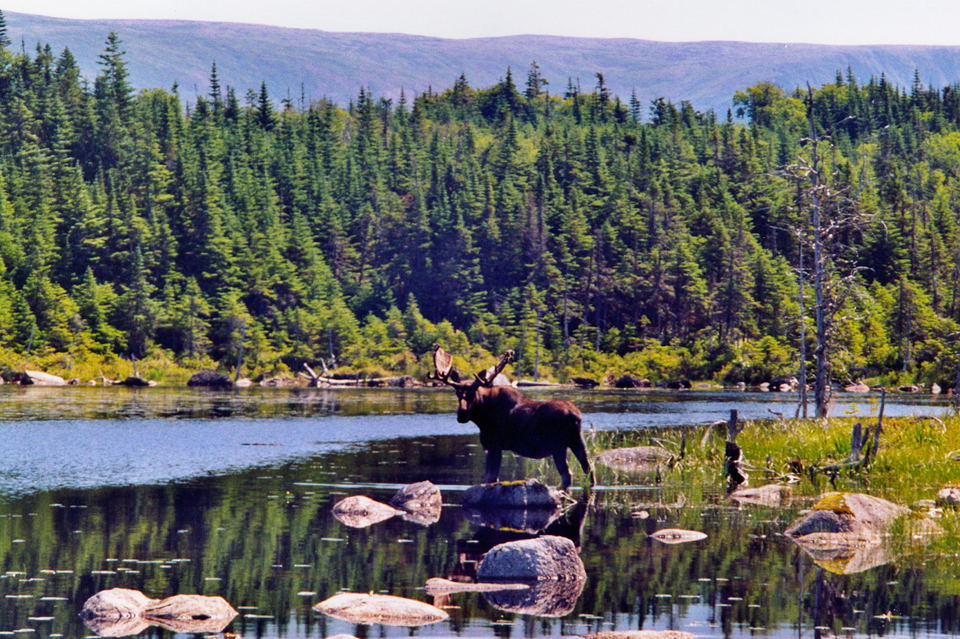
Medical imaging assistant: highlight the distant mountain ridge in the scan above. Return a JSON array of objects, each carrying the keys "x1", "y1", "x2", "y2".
[{"x1": 8, "y1": 11, "x2": 960, "y2": 113}]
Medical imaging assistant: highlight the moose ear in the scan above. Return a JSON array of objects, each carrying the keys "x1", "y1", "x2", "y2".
[{"x1": 448, "y1": 368, "x2": 463, "y2": 383}]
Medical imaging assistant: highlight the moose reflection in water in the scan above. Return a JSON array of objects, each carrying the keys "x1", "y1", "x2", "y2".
[{"x1": 431, "y1": 345, "x2": 595, "y2": 490}]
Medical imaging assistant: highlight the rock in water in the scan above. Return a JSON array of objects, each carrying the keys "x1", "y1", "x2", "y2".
[
  {"x1": 477, "y1": 535, "x2": 586, "y2": 582},
  {"x1": 424, "y1": 577, "x2": 529, "y2": 595},
  {"x1": 81, "y1": 588, "x2": 156, "y2": 620},
  {"x1": 730, "y1": 484, "x2": 790, "y2": 508},
  {"x1": 461, "y1": 479, "x2": 562, "y2": 509},
  {"x1": 649, "y1": 528, "x2": 708, "y2": 544},
  {"x1": 389, "y1": 481, "x2": 442, "y2": 525},
  {"x1": 313, "y1": 593, "x2": 448, "y2": 626},
  {"x1": 332, "y1": 495, "x2": 402, "y2": 528},
  {"x1": 596, "y1": 446, "x2": 673, "y2": 473},
  {"x1": 187, "y1": 370, "x2": 233, "y2": 387},
  {"x1": 584, "y1": 632, "x2": 696, "y2": 639},
  {"x1": 80, "y1": 588, "x2": 237, "y2": 636},
  {"x1": 784, "y1": 492, "x2": 911, "y2": 544},
  {"x1": 143, "y1": 594, "x2": 238, "y2": 621}
]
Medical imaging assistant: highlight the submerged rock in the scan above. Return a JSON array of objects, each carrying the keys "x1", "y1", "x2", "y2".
[
  {"x1": 332, "y1": 495, "x2": 402, "y2": 528},
  {"x1": 187, "y1": 370, "x2": 233, "y2": 388},
  {"x1": 649, "y1": 528, "x2": 708, "y2": 544},
  {"x1": 477, "y1": 535, "x2": 586, "y2": 582},
  {"x1": 424, "y1": 577, "x2": 529, "y2": 595},
  {"x1": 390, "y1": 480, "x2": 442, "y2": 525},
  {"x1": 730, "y1": 483, "x2": 791, "y2": 508},
  {"x1": 462, "y1": 479, "x2": 562, "y2": 509},
  {"x1": 314, "y1": 592, "x2": 448, "y2": 626},
  {"x1": 596, "y1": 446, "x2": 673, "y2": 473}
]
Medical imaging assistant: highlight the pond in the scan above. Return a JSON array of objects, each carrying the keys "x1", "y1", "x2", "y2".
[{"x1": 0, "y1": 387, "x2": 956, "y2": 639}]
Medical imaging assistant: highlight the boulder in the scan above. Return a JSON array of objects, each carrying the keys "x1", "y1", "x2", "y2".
[
  {"x1": 614, "y1": 374, "x2": 651, "y2": 389},
  {"x1": 730, "y1": 484, "x2": 791, "y2": 508},
  {"x1": 477, "y1": 535, "x2": 586, "y2": 582},
  {"x1": 424, "y1": 577, "x2": 529, "y2": 595},
  {"x1": 80, "y1": 589, "x2": 237, "y2": 636},
  {"x1": 649, "y1": 528, "x2": 708, "y2": 544},
  {"x1": 313, "y1": 593, "x2": 448, "y2": 627},
  {"x1": 389, "y1": 481, "x2": 442, "y2": 525},
  {"x1": 332, "y1": 495, "x2": 402, "y2": 528},
  {"x1": 117, "y1": 376, "x2": 152, "y2": 387},
  {"x1": 8, "y1": 370, "x2": 66, "y2": 386},
  {"x1": 666, "y1": 379, "x2": 692, "y2": 390},
  {"x1": 571, "y1": 376, "x2": 599, "y2": 389},
  {"x1": 81, "y1": 588, "x2": 156, "y2": 620},
  {"x1": 843, "y1": 382, "x2": 871, "y2": 393},
  {"x1": 785, "y1": 492, "x2": 935, "y2": 545},
  {"x1": 234, "y1": 377, "x2": 254, "y2": 388},
  {"x1": 142, "y1": 594, "x2": 238, "y2": 622},
  {"x1": 931, "y1": 383, "x2": 942, "y2": 394},
  {"x1": 462, "y1": 479, "x2": 562, "y2": 509},
  {"x1": 596, "y1": 446, "x2": 673, "y2": 473},
  {"x1": 187, "y1": 370, "x2": 233, "y2": 388},
  {"x1": 937, "y1": 486, "x2": 960, "y2": 506},
  {"x1": 483, "y1": 576, "x2": 586, "y2": 617}
]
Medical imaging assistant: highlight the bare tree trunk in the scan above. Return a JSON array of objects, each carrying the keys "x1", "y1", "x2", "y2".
[
  {"x1": 808, "y1": 88, "x2": 830, "y2": 418},
  {"x1": 797, "y1": 243, "x2": 808, "y2": 418}
]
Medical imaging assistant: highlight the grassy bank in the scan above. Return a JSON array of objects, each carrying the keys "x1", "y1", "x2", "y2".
[{"x1": 587, "y1": 413, "x2": 960, "y2": 505}]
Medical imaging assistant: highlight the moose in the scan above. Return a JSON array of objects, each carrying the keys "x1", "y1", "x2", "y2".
[{"x1": 432, "y1": 345, "x2": 594, "y2": 491}]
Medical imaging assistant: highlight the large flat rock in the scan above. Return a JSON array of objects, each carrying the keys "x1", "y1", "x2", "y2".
[
  {"x1": 462, "y1": 479, "x2": 562, "y2": 509},
  {"x1": 314, "y1": 593, "x2": 448, "y2": 626}
]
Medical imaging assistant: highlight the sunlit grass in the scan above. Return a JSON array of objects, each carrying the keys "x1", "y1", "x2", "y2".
[{"x1": 586, "y1": 414, "x2": 960, "y2": 506}]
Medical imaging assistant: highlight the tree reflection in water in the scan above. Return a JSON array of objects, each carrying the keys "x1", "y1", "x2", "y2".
[{"x1": 0, "y1": 430, "x2": 957, "y2": 639}]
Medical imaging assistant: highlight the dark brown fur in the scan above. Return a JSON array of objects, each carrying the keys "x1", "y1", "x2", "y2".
[{"x1": 453, "y1": 381, "x2": 594, "y2": 490}]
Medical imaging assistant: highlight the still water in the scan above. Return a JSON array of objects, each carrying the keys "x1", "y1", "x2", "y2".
[{"x1": 0, "y1": 387, "x2": 956, "y2": 639}]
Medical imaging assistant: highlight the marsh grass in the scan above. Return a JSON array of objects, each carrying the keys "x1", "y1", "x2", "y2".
[{"x1": 588, "y1": 414, "x2": 960, "y2": 505}]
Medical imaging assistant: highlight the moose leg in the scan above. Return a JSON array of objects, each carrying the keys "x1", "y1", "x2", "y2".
[
  {"x1": 553, "y1": 450, "x2": 572, "y2": 491},
  {"x1": 483, "y1": 448, "x2": 502, "y2": 484},
  {"x1": 570, "y1": 436, "x2": 595, "y2": 487}
]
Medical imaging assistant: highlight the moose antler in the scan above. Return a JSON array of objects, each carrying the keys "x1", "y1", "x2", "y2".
[
  {"x1": 476, "y1": 350, "x2": 515, "y2": 386},
  {"x1": 431, "y1": 344, "x2": 463, "y2": 386}
]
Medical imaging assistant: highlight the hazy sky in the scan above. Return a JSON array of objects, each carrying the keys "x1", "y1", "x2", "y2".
[{"x1": 4, "y1": 0, "x2": 960, "y2": 45}]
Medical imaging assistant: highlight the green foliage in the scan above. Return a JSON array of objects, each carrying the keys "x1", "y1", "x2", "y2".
[{"x1": 0, "y1": 30, "x2": 956, "y2": 383}]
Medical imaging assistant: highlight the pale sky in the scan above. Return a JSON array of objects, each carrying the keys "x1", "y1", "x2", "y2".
[{"x1": 3, "y1": 0, "x2": 960, "y2": 45}]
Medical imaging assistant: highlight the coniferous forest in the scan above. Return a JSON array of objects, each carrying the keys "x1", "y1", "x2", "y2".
[{"x1": 3, "y1": 25, "x2": 960, "y2": 386}]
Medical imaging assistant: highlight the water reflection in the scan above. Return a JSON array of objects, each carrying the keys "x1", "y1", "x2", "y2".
[{"x1": 0, "y1": 431, "x2": 958, "y2": 639}]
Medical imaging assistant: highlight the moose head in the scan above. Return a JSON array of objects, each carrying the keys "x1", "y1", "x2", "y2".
[
  {"x1": 431, "y1": 345, "x2": 515, "y2": 423},
  {"x1": 432, "y1": 345, "x2": 594, "y2": 491}
]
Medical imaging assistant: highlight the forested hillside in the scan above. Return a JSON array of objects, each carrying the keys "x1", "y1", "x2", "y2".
[{"x1": 2, "y1": 28, "x2": 960, "y2": 386}]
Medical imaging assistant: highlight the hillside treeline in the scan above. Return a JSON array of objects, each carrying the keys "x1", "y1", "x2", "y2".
[{"x1": 1, "y1": 31, "x2": 959, "y2": 384}]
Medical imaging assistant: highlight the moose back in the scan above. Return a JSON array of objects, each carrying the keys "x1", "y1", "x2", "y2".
[{"x1": 432, "y1": 346, "x2": 594, "y2": 491}]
